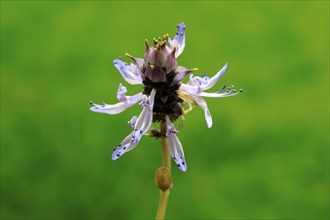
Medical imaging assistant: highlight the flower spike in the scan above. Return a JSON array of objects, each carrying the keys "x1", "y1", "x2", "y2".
[{"x1": 90, "y1": 22, "x2": 242, "y2": 172}]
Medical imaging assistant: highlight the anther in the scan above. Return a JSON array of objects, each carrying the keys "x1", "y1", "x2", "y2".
[
  {"x1": 239, "y1": 88, "x2": 243, "y2": 93},
  {"x1": 89, "y1": 101, "x2": 94, "y2": 105},
  {"x1": 164, "y1": 34, "x2": 169, "y2": 41}
]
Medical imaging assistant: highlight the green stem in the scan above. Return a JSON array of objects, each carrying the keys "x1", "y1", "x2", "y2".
[{"x1": 156, "y1": 120, "x2": 171, "y2": 220}]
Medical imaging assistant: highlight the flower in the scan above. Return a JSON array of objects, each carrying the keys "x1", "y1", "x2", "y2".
[{"x1": 90, "y1": 22, "x2": 242, "y2": 172}]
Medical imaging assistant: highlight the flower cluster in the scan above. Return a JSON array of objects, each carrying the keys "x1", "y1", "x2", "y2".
[{"x1": 90, "y1": 22, "x2": 242, "y2": 172}]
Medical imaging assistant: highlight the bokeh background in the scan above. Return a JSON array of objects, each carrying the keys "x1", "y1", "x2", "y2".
[{"x1": 1, "y1": 1, "x2": 329, "y2": 219}]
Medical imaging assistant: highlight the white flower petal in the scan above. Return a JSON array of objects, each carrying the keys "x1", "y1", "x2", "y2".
[
  {"x1": 192, "y1": 95, "x2": 213, "y2": 128},
  {"x1": 112, "y1": 132, "x2": 139, "y2": 160},
  {"x1": 113, "y1": 59, "x2": 142, "y2": 85},
  {"x1": 201, "y1": 63, "x2": 228, "y2": 91},
  {"x1": 127, "y1": 93, "x2": 144, "y2": 104},
  {"x1": 179, "y1": 83, "x2": 202, "y2": 95},
  {"x1": 166, "y1": 116, "x2": 187, "y2": 172},
  {"x1": 90, "y1": 93, "x2": 142, "y2": 115},
  {"x1": 132, "y1": 89, "x2": 157, "y2": 143},
  {"x1": 169, "y1": 22, "x2": 186, "y2": 58}
]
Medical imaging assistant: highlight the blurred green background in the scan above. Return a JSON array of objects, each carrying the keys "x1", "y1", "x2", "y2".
[{"x1": 1, "y1": 1, "x2": 329, "y2": 219}]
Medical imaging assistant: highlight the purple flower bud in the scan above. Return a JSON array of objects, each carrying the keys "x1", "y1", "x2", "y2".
[{"x1": 143, "y1": 36, "x2": 177, "y2": 83}]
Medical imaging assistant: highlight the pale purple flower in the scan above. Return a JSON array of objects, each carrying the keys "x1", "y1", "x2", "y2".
[{"x1": 90, "y1": 22, "x2": 242, "y2": 172}]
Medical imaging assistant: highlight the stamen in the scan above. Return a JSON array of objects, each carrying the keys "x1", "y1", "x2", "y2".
[
  {"x1": 128, "y1": 116, "x2": 138, "y2": 128},
  {"x1": 145, "y1": 39, "x2": 149, "y2": 48},
  {"x1": 125, "y1": 52, "x2": 133, "y2": 59},
  {"x1": 217, "y1": 85, "x2": 226, "y2": 93}
]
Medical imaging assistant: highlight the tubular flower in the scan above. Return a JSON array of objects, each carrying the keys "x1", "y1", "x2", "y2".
[{"x1": 90, "y1": 22, "x2": 242, "y2": 172}]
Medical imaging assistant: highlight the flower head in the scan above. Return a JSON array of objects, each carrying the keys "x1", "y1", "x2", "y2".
[{"x1": 90, "y1": 22, "x2": 242, "y2": 172}]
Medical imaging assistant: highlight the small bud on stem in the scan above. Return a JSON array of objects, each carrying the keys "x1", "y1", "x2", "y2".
[{"x1": 154, "y1": 167, "x2": 172, "y2": 191}]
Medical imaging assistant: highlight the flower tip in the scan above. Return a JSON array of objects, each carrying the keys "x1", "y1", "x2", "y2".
[
  {"x1": 111, "y1": 154, "x2": 119, "y2": 161},
  {"x1": 207, "y1": 119, "x2": 213, "y2": 128},
  {"x1": 112, "y1": 149, "x2": 122, "y2": 161},
  {"x1": 191, "y1": 68, "x2": 198, "y2": 72},
  {"x1": 177, "y1": 22, "x2": 186, "y2": 29},
  {"x1": 177, "y1": 163, "x2": 187, "y2": 172}
]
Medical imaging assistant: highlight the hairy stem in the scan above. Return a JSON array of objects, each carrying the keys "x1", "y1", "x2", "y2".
[{"x1": 155, "y1": 120, "x2": 171, "y2": 220}]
